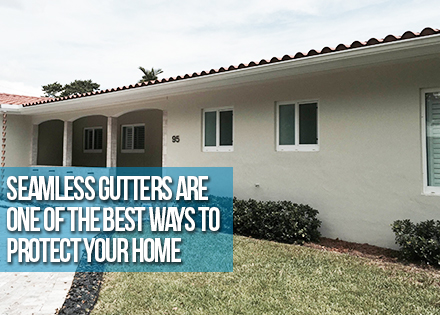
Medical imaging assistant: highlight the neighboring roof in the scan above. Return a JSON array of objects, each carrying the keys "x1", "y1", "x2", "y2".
[
  {"x1": 0, "y1": 93, "x2": 48, "y2": 105},
  {"x1": 22, "y1": 27, "x2": 440, "y2": 108}
]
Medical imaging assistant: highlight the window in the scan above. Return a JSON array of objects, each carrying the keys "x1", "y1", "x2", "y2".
[
  {"x1": 422, "y1": 90, "x2": 440, "y2": 194},
  {"x1": 84, "y1": 127, "x2": 103, "y2": 152},
  {"x1": 203, "y1": 108, "x2": 233, "y2": 152},
  {"x1": 276, "y1": 101, "x2": 319, "y2": 151},
  {"x1": 121, "y1": 124, "x2": 145, "y2": 153}
]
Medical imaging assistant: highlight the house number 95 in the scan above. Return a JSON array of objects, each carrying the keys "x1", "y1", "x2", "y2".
[{"x1": 172, "y1": 135, "x2": 180, "y2": 143}]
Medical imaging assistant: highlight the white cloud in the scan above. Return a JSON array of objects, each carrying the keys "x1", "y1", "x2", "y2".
[
  {"x1": 0, "y1": 80, "x2": 42, "y2": 97},
  {"x1": 0, "y1": 0, "x2": 439, "y2": 96},
  {"x1": 0, "y1": 0, "x2": 24, "y2": 10}
]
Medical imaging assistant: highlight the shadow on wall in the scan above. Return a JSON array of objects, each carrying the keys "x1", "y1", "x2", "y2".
[
  {"x1": 117, "y1": 109, "x2": 163, "y2": 167},
  {"x1": 36, "y1": 109, "x2": 163, "y2": 168},
  {"x1": 72, "y1": 115, "x2": 107, "y2": 167},
  {"x1": 37, "y1": 119, "x2": 63, "y2": 166}
]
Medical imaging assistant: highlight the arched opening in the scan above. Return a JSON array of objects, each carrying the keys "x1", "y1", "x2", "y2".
[
  {"x1": 117, "y1": 109, "x2": 163, "y2": 167},
  {"x1": 72, "y1": 115, "x2": 107, "y2": 167},
  {"x1": 37, "y1": 119, "x2": 64, "y2": 166}
]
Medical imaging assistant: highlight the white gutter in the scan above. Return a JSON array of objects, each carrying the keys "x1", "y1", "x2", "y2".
[
  {"x1": 9, "y1": 33, "x2": 440, "y2": 116},
  {"x1": 0, "y1": 104, "x2": 23, "y2": 113}
]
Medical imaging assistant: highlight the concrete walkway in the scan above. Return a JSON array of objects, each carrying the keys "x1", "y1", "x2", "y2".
[{"x1": 0, "y1": 272, "x2": 74, "y2": 315}]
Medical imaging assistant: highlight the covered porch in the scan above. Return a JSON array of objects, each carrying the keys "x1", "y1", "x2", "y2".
[{"x1": 30, "y1": 108, "x2": 166, "y2": 168}]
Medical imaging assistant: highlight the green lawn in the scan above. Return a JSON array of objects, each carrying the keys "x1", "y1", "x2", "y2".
[{"x1": 91, "y1": 236, "x2": 440, "y2": 315}]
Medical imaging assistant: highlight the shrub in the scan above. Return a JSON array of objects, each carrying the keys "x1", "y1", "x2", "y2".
[
  {"x1": 391, "y1": 219, "x2": 440, "y2": 265},
  {"x1": 233, "y1": 198, "x2": 321, "y2": 244}
]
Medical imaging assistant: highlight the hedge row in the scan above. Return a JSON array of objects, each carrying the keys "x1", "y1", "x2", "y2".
[
  {"x1": 392, "y1": 219, "x2": 440, "y2": 265},
  {"x1": 233, "y1": 198, "x2": 321, "y2": 244}
]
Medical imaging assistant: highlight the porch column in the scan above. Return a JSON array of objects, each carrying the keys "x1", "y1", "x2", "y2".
[
  {"x1": 162, "y1": 110, "x2": 167, "y2": 167},
  {"x1": 30, "y1": 124, "x2": 38, "y2": 166},
  {"x1": 62, "y1": 121, "x2": 72, "y2": 167},
  {"x1": 106, "y1": 117, "x2": 117, "y2": 167}
]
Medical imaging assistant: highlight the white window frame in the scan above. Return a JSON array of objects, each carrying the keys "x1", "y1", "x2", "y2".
[
  {"x1": 202, "y1": 107, "x2": 234, "y2": 152},
  {"x1": 276, "y1": 100, "x2": 319, "y2": 152},
  {"x1": 83, "y1": 127, "x2": 103, "y2": 153},
  {"x1": 121, "y1": 123, "x2": 145, "y2": 153},
  {"x1": 421, "y1": 88, "x2": 440, "y2": 195}
]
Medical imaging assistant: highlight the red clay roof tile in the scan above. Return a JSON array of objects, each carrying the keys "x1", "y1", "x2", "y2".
[
  {"x1": 0, "y1": 93, "x2": 49, "y2": 105},
  {"x1": 21, "y1": 27, "x2": 440, "y2": 108}
]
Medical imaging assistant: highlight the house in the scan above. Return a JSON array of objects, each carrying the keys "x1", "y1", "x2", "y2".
[
  {"x1": 0, "y1": 93, "x2": 49, "y2": 168},
  {"x1": 1, "y1": 28, "x2": 440, "y2": 248}
]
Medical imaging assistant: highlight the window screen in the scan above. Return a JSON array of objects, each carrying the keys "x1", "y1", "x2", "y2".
[
  {"x1": 84, "y1": 129, "x2": 93, "y2": 150},
  {"x1": 426, "y1": 92, "x2": 440, "y2": 187},
  {"x1": 133, "y1": 125, "x2": 145, "y2": 150},
  {"x1": 122, "y1": 125, "x2": 145, "y2": 151},
  {"x1": 279, "y1": 104, "x2": 295, "y2": 145},
  {"x1": 84, "y1": 128, "x2": 102, "y2": 151},
  {"x1": 220, "y1": 110, "x2": 233, "y2": 146},
  {"x1": 94, "y1": 128, "x2": 103, "y2": 150},
  {"x1": 204, "y1": 111, "x2": 217, "y2": 147},
  {"x1": 299, "y1": 103, "x2": 317, "y2": 145},
  {"x1": 122, "y1": 126, "x2": 133, "y2": 150}
]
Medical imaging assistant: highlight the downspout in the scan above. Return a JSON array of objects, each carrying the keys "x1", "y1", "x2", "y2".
[
  {"x1": 2, "y1": 112, "x2": 6, "y2": 168},
  {"x1": 0, "y1": 110, "x2": 6, "y2": 198}
]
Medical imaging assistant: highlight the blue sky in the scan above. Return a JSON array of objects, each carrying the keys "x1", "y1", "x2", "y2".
[{"x1": 1, "y1": 0, "x2": 439, "y2": 96}]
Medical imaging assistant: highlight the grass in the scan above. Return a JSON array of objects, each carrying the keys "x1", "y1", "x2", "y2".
[{"x1": 91, "y1": 236, "x2": 440, "y2": 315}]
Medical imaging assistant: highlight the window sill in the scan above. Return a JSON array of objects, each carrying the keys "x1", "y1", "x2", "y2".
[
  {"x1": 84, "y1": 150, "x2": 103, "y2": 153},
  {"x1": 121, "y1": 149, "x2": 145, "y2": 153},
  {"x1": 422, "y1": 188, "x2": 440, "y2": 196},
  {"x1": 277, "y1": 145, "x2": 319, "y2": 152},
  {"x1": 203, "y1": 147, "x2": 233, "y2": 152}
]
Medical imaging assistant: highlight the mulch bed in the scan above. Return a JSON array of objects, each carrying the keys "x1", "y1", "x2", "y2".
[
  {"x1": 305, "y1": 237, "x2": 400, "y2": 263},
  {"x1": 56, "y1": 235, "x2": 108, "y2": 315},
  {"x1": 56, "y1": 272, "x2": 103, "y2": 315}
]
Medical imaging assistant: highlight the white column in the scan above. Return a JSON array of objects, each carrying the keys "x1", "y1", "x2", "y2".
[
  {"x1": 30, "y1": 124, "x2": 38, "y2": 166},
  {"x1": 106, "y1": 117, "x2": 117, "y2": 167},
  {"x1": 162, "y1": 110, "x2": 167, "y2": 167},
  {"x1": 63, "y1": 121, "x2": 72, "y2": 167}
]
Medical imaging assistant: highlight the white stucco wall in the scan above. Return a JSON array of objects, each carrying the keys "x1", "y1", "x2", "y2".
[
  {"x1": 6, "y1": 55, "x2": 440, "y2": 248},
  {"x1": 5, "y1": 115, "x2": 32, "y2": 167},
  {"x1": 163, "y1": 57, "x2": 440, "y2": 248}
]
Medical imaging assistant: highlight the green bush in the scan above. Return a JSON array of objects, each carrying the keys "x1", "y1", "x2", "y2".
[
  {"x1": 233, "y1": 198, "x2": 321, "y2": 244},
  {"x1": 391, "y1": 219, "x2": 440, "y2": 265}
]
